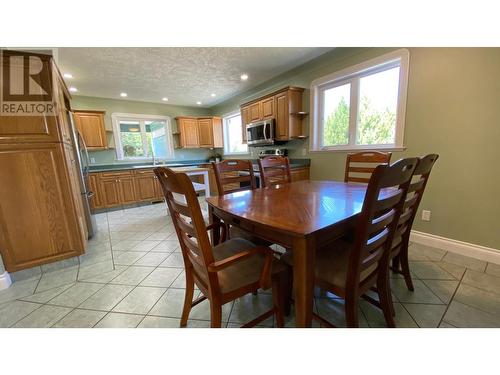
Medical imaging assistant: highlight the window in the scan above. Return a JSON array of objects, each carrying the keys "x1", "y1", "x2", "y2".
[
  {"x1": 112, "y1": 113, "x2": 174, "y2": 160},
  {"x1": 223, "y1": 112, "x2": 248, "y2": 155},
  {"x1": 311, "y1": 49, "x2": 409, "y2": 151}
]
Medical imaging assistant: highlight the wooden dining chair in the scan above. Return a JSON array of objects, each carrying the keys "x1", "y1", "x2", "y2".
[
  {"x1": 154, "y1": 167, "x2": 287, "y2": 328},
  {"x1": 212, "y1": 159, "x2": 271, "y2": 246},
  {"x1": 282, "y1": 158, "x2": 417, "y2": 327},
  {"x1": 258, "y1": 155, "x2": 292, "y2": 188},
  {"x1": 390, "y1": 154, "x2": 439, "y2": 291},
  {"x1": 344, "y1": 151, "x2": 392, "y2": 184}
]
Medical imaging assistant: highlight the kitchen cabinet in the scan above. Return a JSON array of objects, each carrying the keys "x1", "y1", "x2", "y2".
[
  {"x1": 88, "y1": 173, "x2": 104, "y2": 209},
  {"x1": 240, "y1": 86, "x2": 305, "y2": 142},
  {"x1": 290, "y1": 166, "x2": 310, "y2": 182},
  {"x1": 99, "y1": 170, "x2": 137, "y2": 207},
  {"x1": 176, "y1": 116, "x2": 223, "y2": 148},
  {"x1": 73, "y1": 110, "x2": 107, "y2": 150},
  {"x1": 241, "y1": 107, "x2": 250, "y2": 143},
  {"x1": 0, "y1": 51, "x2": 87, "y2": 272},
  {"x1": 133, "y1": 169, "x2": 164, "y2": 201}
]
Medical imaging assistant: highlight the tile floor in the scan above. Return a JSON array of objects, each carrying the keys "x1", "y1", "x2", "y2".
[{"x1": 1, "y1": 202, "x2": 499, "y2": 328}]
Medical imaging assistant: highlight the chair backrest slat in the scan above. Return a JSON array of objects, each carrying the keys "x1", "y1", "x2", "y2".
[
  {"x1": 258, "y1": 156, "x2": 292, "y2": 188},
  {"x1": 344, "y1": 151, "x2": 392, "y2": 184},
  {"x1": 154, "y1": 167, "x2": 219, "y2": 293},
  {"x1": 213, "y1": 159, "x2": 256, "y2": 195},
  {"x1": 391, "y1": 154, "x2": 439, "y2": 253},
  {"x1": 347, "y1": 158, "x2": 418, "y2": 289}
]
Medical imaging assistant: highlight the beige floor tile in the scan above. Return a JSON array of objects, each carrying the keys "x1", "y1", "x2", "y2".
[
  {"x1": 79, "y1": 266, "x2": 127, "y2": 284},
  {"x1": 390, "y1": 279, "x2": 443, "y2": 304},
  {"x1": 48, "y1": 282, "x2": 104, "y2": 308},
  {"x1": 420, "y1": 279, "x2": 459, "y2": 304},
  {"x1": 442, "y1": 252, "x2": 487, "y2": 272},
  {"x1": 110, "y1": 266, "x2": 155, "y2": 286},
  {"x1": 315, "y1": 298, "x2": 369, "y2": 327},
  {"x1": 438, "y1": 321, "x2": 457, "y2": 328},
  {"x1": 158, "y1": 253, "x2": 184, "y2": 268},
  {"x1": 79, "y1": 284, "x2": 134, "y2": 311},
  {"x1": 53, "y1": 309, "x2": 106, "y2": 328},
  {"x1": 169, "y1": 271, "x2": 199, "y2": 290},
  {"x1": 78, "y1": 260, "x2": 115, "y2": 281},
  {"x1": 150, "y1": 240, "x2": 180, "y2": 253},
  {"x1": 359, "y1": 301, "x2": 418, "y2": 328},
  {"x1": 134, "y1": 252, "x2": 170, "y2": 267},
  {"x1": 112, "y1": 240, "x2": 143, "y2": 251},
  {"x1": 13, "y1": 305, "x2": 72, "y2": 328},
  {"x1": 409, "y1": 261, "x2": 457, "y2": 280},
  {"x1": 35, "y1": 267, "x2": 79, "y2": 293},
  {"x1": 403, "y1": 303, "x2": 447, "y2": 327},
  {"x1": 138, "y1": 316, "x2": 210, "y2": 328},
  {"x1": 112, "y1": 286, "x2": 166, "y2": 315},
  {"x1": 408, "y1": 243, "x2": 446, "y2": 261},
  {"x1": 485, "y1": 263, "x2": 500, "y2": 277},
  {"x1": 131, "y1": 240, "x2": 162, "y2": 252},
  {"x1": 19, "y1": 284, "x2": 74, "y2": 304},
  {"x1": 453, "y1": 283, "x2": 500, "y2": 315},
  {"x1": 94, "y1": 312, "x2": 144, "y2": 328},
  {"x1": 228, "y1": 294, "x2": 272, "y2": 326},
  {"x1": 114, "y1": 251, "x2": 148, "y2": 266},
  {"x1": 462, "y1": 269, "x2": 500, "y2": 295},
  {"x1": 148, "y1": 288, "x2": 187, "y2": 318},
  {"x1": 443, "y1": 301, "x2": 500, "y2": 328},
  {"x1": 0, "y1": 301, "x2": 42, "y2": 328},
  {"x1": 139, "y1": 268, "x2": 182, "y2": 288},
  {"x1": 434, "y1": 261, "x2": 466, "y2": 280}
]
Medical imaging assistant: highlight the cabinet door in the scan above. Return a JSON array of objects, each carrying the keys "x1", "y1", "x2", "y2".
[
  {"x1": 88, "y1": 173, "x2": 104, "y2": 209},
  {"x1": 0, "y1": 143, "x2": 85, "y2": 271},
  {"x1": 212, "y1": 117, "x2": 223, "y2": 148},
  {"x1": 134, "y1": 172, "x2": 157, "y2": 201},
  {"x1": 197, "y1": 118, "x2": 214, "y2": 148},
  {"x1": 100, "y1": 178, "x2": 121, "y2": 207},
  {"x1": 249, "y1": 102, "x2": 262, "y2": 122},
  {"x1": 73, "y1": 111, "x2": 107, "y2": 149},
  {"x1": 290, "y1": 167, "x2": 310, "y2": 182},
  {"x1": 154, "y1": 176, "x2": 165, "y2": 200},
  {"x1": 119, "y1": 177, "x2": 136, "y2": 204},
  {"x1": 275, "y1": 92, "x2": 289, "y2": 140},
  {"x1": 241, "y1": 107, "x2": 250, "y2": 143},
  {"x1": 179, "y1": 118, "x2": 199, "y2": 148},
  {"x1": 261, "y1": 97, "x2": 274, "y2": 119}
]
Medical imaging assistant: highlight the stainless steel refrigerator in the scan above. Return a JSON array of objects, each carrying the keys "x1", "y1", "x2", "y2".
[{"x1": 68, "y1": 112, "x2": 96, "y2": 238}]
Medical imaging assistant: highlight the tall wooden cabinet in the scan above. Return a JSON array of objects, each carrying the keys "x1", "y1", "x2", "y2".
[
  {"x1": 176, "y1": 116, "x2": 223, "y2": 148},
  {"x1": 0, "y1": 51, "x2": 87, "y2": 272},
  {"x1": 240, "y1": 86, "x2": 305, "y2": 143}
]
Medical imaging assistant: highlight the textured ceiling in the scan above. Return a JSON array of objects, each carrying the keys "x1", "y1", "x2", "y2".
[{"x1": 57, "y1": 47, "x2": 332, "y2": 107}]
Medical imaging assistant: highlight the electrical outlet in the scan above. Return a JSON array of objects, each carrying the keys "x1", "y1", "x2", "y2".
[
  {"x1": 90, "y1": 157, "x2": 96, "y2": 164},
  {"x1": 421, "y1": 210, "x2": 431, "y2": 222}
]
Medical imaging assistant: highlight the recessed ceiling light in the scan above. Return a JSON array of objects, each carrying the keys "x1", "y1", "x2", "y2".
[
  {"x1": 211, "y1": 93, "x2": 216, "y2": 97},
  {"x1": 64, "y1": 73, "x2": 73, "y2": 79},
  {"x1": 240, "y1": 74, "x2": 248, "y2": 81},
  {"x1": 69, "y1": 87, "x2": 78, "y2": 92},
  {"x1": 162, "y1": 97, "x2": 169, "y2": 101},
  {"x1": 120, "y1": 92, "x2": 127, "y2": 97},
  {"x1": 196, "y1": 101, "x2": 202, "y2": 105}
]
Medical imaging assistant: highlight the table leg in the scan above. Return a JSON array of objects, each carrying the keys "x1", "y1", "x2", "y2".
[
  {"x1": 208, "y1": 205, "x2": 220, "y2": 246},
  {"x1": 292, "y1": 236, "x2": 316, "y2": 328}
]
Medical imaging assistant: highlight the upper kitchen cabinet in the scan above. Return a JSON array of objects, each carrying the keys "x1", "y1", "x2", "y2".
[
  {"x1": 240, "y1": 86, "x2": 305, "y2": 142},
  {"x1": 73, "y1": 110, "x2": 108, "y2": 150},
  {"x1": 176, "y1": 116, "x2": 222, "y2": 148}
]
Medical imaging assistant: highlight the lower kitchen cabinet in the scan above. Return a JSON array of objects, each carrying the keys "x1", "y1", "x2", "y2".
[
  {"x1": 290, "y1": 166, "x2": 310, "y2": 182},
  {"x1": 134, "y1": 169, "x2": 164, "y2": 201},
  {"x1": 0, "y1": 142, "x2": 86, "y2": 272}
]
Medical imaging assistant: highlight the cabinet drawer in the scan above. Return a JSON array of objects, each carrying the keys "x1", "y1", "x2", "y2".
[
  {"x1": 134, "y1": 168, "x2": 155, "y2": 176},
  {"x1": 99, "y1": 170, "x2": 133, "y2": 179}
]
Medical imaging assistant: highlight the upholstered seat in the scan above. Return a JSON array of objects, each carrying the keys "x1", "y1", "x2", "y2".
[{"x1": 214, "y1": 238, "x2": 285, "y2": 294}]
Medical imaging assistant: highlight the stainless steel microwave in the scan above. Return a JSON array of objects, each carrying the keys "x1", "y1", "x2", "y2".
[{"x1": 246, "y1": 119, "x2": 275, "y2": 146}]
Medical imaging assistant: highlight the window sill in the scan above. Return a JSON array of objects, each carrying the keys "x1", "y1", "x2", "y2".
[{"x1": 309, "y1": 146, "x2": 406, "y2": 153}]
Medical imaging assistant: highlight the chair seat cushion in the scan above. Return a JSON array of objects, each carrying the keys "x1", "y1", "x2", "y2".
[
  {"x1": 213, "y1": 238, "x2": 283, "y2": 294},
  {"x1": 281, "y1": 239, "x2": 377, "y2": 289}
]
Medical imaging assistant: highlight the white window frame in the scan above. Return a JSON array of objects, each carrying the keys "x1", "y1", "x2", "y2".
[
  {"x1": 111, "y1": 112, "x2": 175, "y2": 160},
  {"x1": 222, "y1": 110, "x2": 249, "y2": 156},
  {"x1": 310, "y1": 49, "x2": 410, "y2": 152}
]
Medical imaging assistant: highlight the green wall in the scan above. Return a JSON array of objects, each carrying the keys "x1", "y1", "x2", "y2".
[
  {"x1": 211, "y1": 48, "x2": 500, "y2": 249},
  {"x1": 71, "y1": 96, "x2": 217, "y2": 164}
]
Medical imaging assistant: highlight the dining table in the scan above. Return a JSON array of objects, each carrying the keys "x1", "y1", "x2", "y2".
[{"x1": 206, "y1": 179, "x2": 380, "y2": 328}]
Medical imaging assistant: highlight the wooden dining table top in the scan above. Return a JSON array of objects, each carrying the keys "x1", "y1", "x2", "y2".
[{"x1": 206, "y1": 180, "x2": 396, "y2": 236}]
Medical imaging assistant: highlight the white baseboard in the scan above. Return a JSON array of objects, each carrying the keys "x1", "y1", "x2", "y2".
[
  {"x1": 0, "y1": 271, "x2": 12, "y2": 291},
  {"x1": 410, "y1": 230, "x2": 500, "y2": 265}
]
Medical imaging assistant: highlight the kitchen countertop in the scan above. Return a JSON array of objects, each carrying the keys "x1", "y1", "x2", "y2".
[{"x1": 89, "y1": 158, "x2": 310, "y2": 173}]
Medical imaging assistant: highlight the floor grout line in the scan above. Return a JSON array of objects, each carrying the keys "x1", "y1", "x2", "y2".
[{"x1": 436, "y1": 270, "x2": 466, "y2": 328}]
